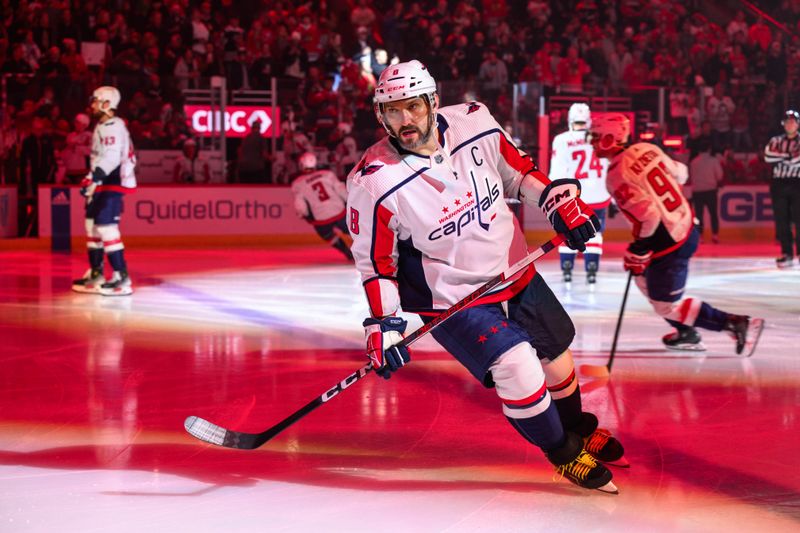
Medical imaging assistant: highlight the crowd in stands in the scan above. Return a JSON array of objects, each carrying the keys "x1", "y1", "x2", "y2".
[{"x1": 2, "y1": 0, "x2": 800, "y2": 189}]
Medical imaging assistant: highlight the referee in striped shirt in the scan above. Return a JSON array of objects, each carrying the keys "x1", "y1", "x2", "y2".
[{"x1": 764, "y1": 109, "x2": 800, "y2": 268}]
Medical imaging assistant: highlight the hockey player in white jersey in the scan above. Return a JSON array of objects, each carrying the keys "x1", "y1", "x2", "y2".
[
  {"x1": 588, "y1": 113, "x2": 763, "y2": 354},
  {"x1": 291, "y1": 152, "x2": 353, "y2": 261},
  {"x1": 550, "y1": 103, "x2": 610, "y2": 286},
  {"x1": 71, "y1": 86, "x2": 136, "y2": 296},
  {"x1": 347, "y1": 60, "x2": 625, "y2": 493}
]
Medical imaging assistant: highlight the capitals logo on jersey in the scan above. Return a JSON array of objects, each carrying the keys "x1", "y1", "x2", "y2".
[
  {"x1": 355, "y1": 158, "x2": 383, "y2": 176},
  {"x1": 466, "y1": 102, "x2": 481, "y2": 115},
  {"x1": 429, "y1": 175, "x2": 500, "y2": 240}
]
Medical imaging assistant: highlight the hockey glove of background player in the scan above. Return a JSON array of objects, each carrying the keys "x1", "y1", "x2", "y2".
[
  {"x1": 363, "y1": 316, "x2": 411, "y2": 380},
  {"x1": 80, "y1": 167, "x2": 107, "y2": 197},
  {"x1": 623, "y1": 243, "x2": 653, "y2": 276},
  {"x1": 539, "y1": 179, "x2": 600, "y2": 252}
]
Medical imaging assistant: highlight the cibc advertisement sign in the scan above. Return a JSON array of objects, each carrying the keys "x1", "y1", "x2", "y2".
[{"x1": 184, "y1": 105, "x2": 280, "y2": 138}]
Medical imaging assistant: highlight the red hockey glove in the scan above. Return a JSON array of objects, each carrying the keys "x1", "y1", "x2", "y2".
[
  {"x1": 79, "y1": 177, "x2": 96, "y2": 198},
  {"x1": 623, "y1": 245, "x2": 653, "y2": 276},
  {"x1": 363, "y1": 316, "x2": 411, "y2": 380},
  {"x1": 539, "y1": 179, "x2": 600, "y2": 252}
]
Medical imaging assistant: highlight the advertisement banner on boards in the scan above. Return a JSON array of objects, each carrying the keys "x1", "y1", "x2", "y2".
[{"x1": 39, "y1": 186, "x2": 315, "y2": 237}]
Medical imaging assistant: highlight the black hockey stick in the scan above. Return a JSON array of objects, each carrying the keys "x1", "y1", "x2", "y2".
[
  {"x1": 580, "y1": 271, "x2": 633, "y2": 378},
  {"x1": 184, "y1": 234, "x2": 566, "y2": 450}
]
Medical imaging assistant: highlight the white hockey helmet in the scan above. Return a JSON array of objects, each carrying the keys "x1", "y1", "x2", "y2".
[
  {"x1": 92, "y1": 86, "x2": 121, "y2": 111},
  {"x1": 374, "y1": 60, "x2": 437, "y2": 105},
  {"x1": 298, "y1": 151, "x2": 317, "y2": 171},
  {"x1": 568, "y1": 103, "x2": 591, "y2": 130}
]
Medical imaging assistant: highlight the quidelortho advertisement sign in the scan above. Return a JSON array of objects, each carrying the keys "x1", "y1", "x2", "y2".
[
  {"x1": 0, "y1": 186, "x2": 18, "y2": 238},
  {"x1": 39, "y1": 186, "x2": 313, "y2": 237},
  {"x1": 38, "y1": 184, "x2": 774, "y2": 239}
]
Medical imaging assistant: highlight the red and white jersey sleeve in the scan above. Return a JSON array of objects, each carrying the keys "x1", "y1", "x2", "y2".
[
  {"x1": 606, "y1": 142, "x2": 693, "y2": 256},
  {"x1": 290, "y1": 169, "x2": 347, "y2": 223},
  {"x1": 346, "y1": 101, "x2": 539, "y2": 319},
  {"x1": 91, "y1": 118, "x2": 137, "y2": 191},
  {"x1": 549, "y1": 129, "x2": 610, "y2": 207}
]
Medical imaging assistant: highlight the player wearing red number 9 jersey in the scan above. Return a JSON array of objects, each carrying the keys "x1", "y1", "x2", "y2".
[
  {"x1": 549, "y1": 104, "x2": 610, "y2": 286},
  {"x1": 291, "y1": 152, "x2": 353, "y2": 261},
  {"x1": 588, "y1": 113, "x2": 764, "y2": 357}
]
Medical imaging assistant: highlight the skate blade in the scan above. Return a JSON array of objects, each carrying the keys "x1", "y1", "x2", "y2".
[
  {"x1": 596, "y1": 480, "x2": 619, "y2": 494},
  {"x1": 72, "y1": 285, "x2": 103, "y2": 294},
  {"x1": 605, "y1": 456, "x2": 630, "y2": 468},
  {"x1": 101, "y1": 287, "x2": 134, "y2": 297},
  {"x1": 743, "y1": 318, "x2": 765, "y2": 358},
  {"x1": 665, "y1": 342, "x2": 707, "y2": 352}
]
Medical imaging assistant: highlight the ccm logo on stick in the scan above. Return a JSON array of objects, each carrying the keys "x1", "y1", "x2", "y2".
[{"x1": 321, "y1": 365, "x2": 370, "y2": 402}]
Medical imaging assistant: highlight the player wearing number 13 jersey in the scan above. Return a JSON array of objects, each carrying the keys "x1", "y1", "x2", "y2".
[
  {"x1": 589, "y1": 113, "x2": 763, "y2": 356},
  {"x1": 550, "y1": 103, "x2": 610, "y2": 285},
  {"x1": 291, "y1": 152, "x2": 353, "y2": 261}
]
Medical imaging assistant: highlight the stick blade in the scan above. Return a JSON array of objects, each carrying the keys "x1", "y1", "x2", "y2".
[
  {"x1": 579, "y1": 364, "x2": 610, "y2": 379},
  {"x1": 184, "y1": 415, "x2": 230, "y2": 446}
]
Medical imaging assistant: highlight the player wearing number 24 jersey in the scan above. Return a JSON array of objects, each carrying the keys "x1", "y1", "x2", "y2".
[
  {"x1": 589, "y1": 113, "x2": 763, "y2": 356},
  {"x1": 549, "y1": 103, "x2": 610, "y2": 285},
  {"x1": 291, "y1": 152, "x2": 353, "y2": 261}
]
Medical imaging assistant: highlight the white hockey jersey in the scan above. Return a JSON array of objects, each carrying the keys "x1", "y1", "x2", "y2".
[
  {"x1": 606, "y1": 143, "x2": 692, "y2": 257},
  {"x1": 549, "y1": 129, "x2": 610, "y2": 207},
  {"x1": 91, "y1": 117, "x2": 137, "y2": 192},
  {"x1": 291, "y1": 169, "x2": 347, "y2": 224},
  {"x1": 346, "y1": 101, "x2": 550, "y2": 318}
]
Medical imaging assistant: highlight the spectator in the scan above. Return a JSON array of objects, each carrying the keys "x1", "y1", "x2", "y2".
[
  {"x1": 557, "y1": 45, "x2": 591, "y2": 93},
  {"x1": 19, "y1": 118, "x2": 56, "y2": 236},
  {"x1": 689, "y1": 141, "x2": 725, "y2": 243},
  {"x1": 173, "y1": 139, "x2": 210, "y2": 183},
  {"x1": 237, "y1": 120, "x2": 271, "y2": 183},
  {"x1": 61, "y1": 113, "x2": 92, "y2": 184},
  {"x1": 748, "y1": 15, "x2": 772, "y2": 52},
  {"x1": 706, "y1": 84, "x2": 735, "y2": 151},
  {"x1": 478, "y1": 48, "x2": 508, "y2": 102},
  {"x1": 174, "y1": 48, "x2": 201, "y2": 91}
]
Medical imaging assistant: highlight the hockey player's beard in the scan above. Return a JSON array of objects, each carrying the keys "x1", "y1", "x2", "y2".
[{"x1": 395, "y1": 122, "x2": 433, "y2": 151}]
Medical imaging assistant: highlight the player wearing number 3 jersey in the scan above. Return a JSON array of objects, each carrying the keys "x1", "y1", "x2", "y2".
[
  {"x1": 291, "y1": 152, "x2": 353, "y2": 261},
  {"x1": 549, "y1": 104, "x2": 610, "y2": 286},
  {"x1": 588, "y1": 113, "x2": 763, "y2": 355}
]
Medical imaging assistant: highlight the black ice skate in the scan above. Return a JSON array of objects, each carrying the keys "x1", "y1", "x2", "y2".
[
  {"x1": 100, "y1": 271, "x2": 133, "y2": 296},
  {"x1": 662, "y1": 327, "x2": 706, "y2": 351},
  {"x1": 572, "y1": 412, "x2": 628, "y2": 467},
  {"x1": 776, "y1": 255, "x2": 795, "y2": 269},
  {"x1": 723, "y1": 314, "x2": 765, "y2": 357},
  {"x1": 546, "y1": 432, "x2": 618, "y2": 494},
  {"x1": 586, "y1": 262, "x2": 598, "y2": 288},
  {"x1": 562, "y1": 260, "x2": 573, "y2": 284},
  {"x1": 72, "y1": 268, "x2": 105, "y2": 294}
]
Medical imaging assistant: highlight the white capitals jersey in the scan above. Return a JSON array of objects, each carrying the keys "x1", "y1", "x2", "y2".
[
  {"x1": 291, "y1": 169, "x2": 347, "y2": 224},
  {"x1": 606, "y1": 143, "x2": 692, "y2": 257},
  {"x1": 346, "y1": 101, "x2": 550, "y2": 318},
  {"x1": 91, "y1": 117, "x2": 137, "y2": 192},
  {"x1": 549, "y1": 129, "x2": 610, "y2": 207}
]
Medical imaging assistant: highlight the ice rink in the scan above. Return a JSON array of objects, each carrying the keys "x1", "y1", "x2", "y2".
[{"x1": 1, "y1": 242, "x2": 798, "y2": 532}]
